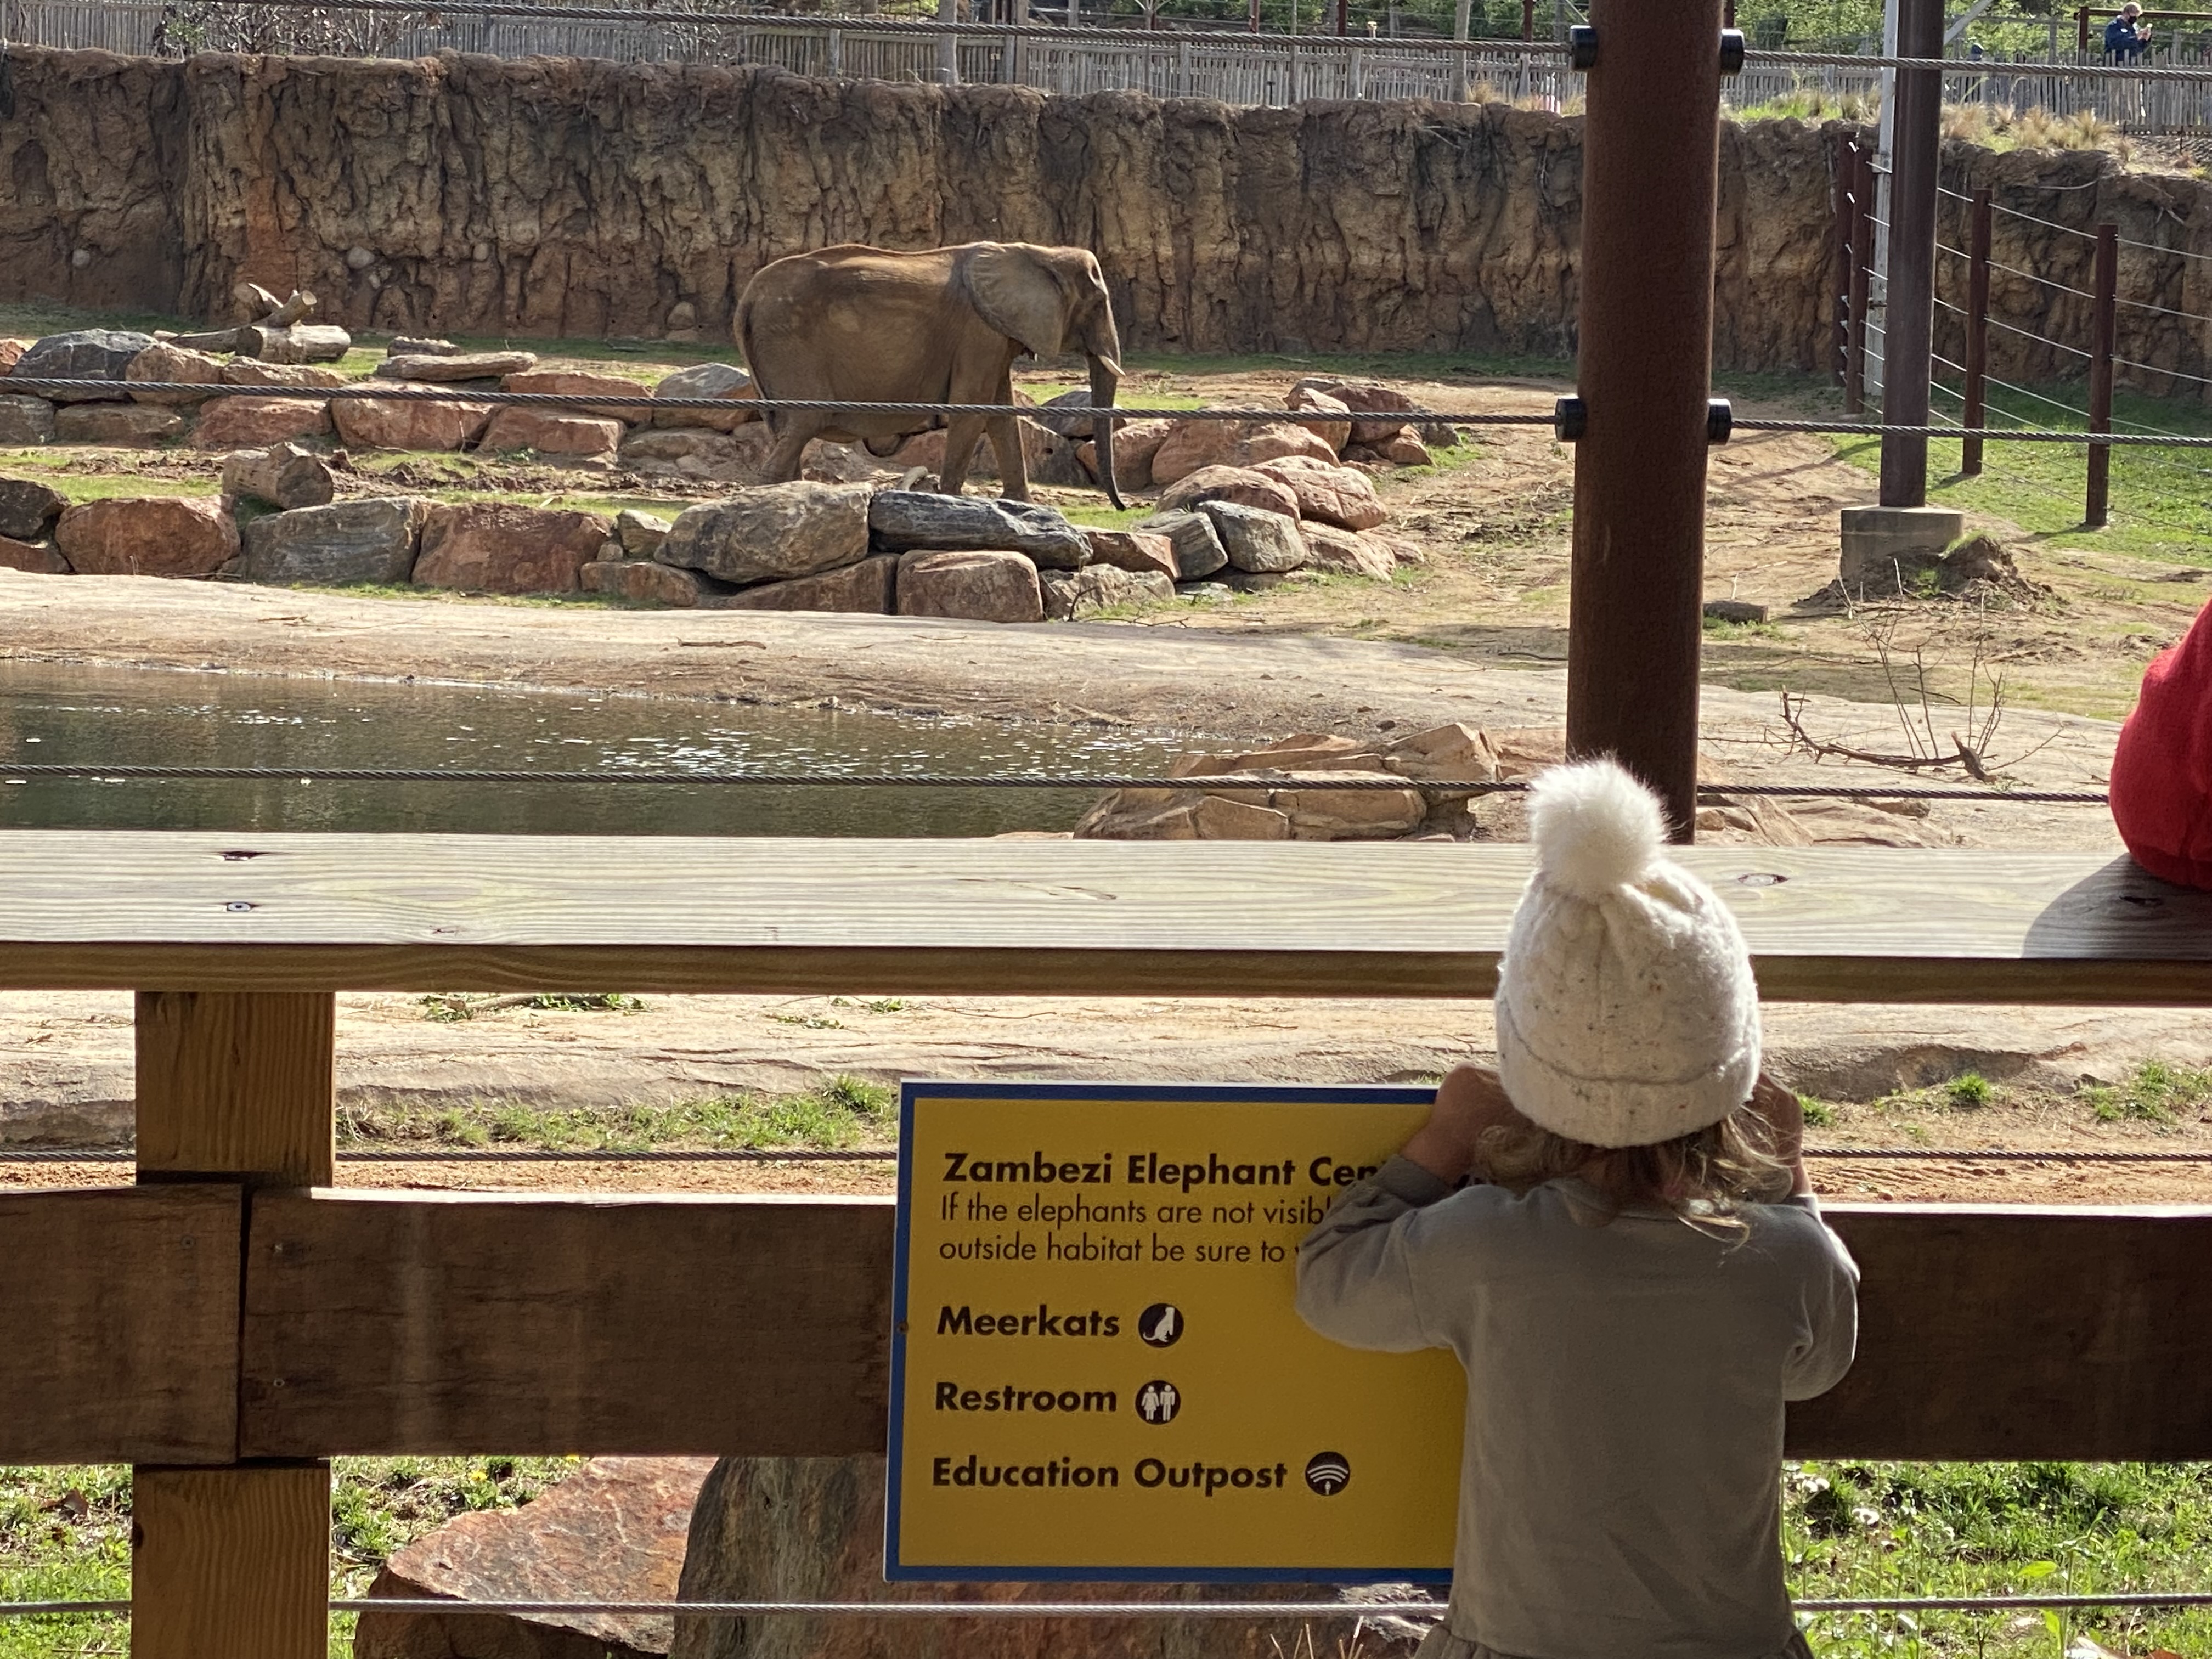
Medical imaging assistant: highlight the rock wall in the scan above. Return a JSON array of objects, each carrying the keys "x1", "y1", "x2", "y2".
[{"x1": 5, "y1": 46, "x2": 2211, "y2": 386}]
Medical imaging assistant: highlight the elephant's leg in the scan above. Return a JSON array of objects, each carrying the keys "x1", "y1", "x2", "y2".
[
  {"x1": 988, "y1": 416, "x2": 1030, "y2": 502},
  {"x1": 938, "y1": 416, "x2": 987, "y2": 498},
  {"x1": 759, "y1": 418, "x2": 820, "y2": 484}
]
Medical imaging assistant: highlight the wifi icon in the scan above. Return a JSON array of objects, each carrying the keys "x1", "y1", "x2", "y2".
[{"x1": 1304, "y1": 1452, "x2": 1351, "y2": 1497}]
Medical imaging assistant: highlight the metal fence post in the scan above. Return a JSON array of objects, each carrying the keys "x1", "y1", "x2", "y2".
[
  {"x1": 1846, "y1": 138, "x2": 1874, "y2": 414},
  {"x1": 1565, "y1": 0, "x2": 1725, "y2": 837},
  {"x1": 1831, "y1": 131, "x2": 1856, "y2": 387},
  {"x1": 2088, "y1": 220, "x2": 2117, "y2": 526},
  {"x1": 1962, "y1": 186, "x2": 1991, "y2": 476}
]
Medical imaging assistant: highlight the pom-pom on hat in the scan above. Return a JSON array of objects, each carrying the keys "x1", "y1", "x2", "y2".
[
  {"x1": 2111, "y1": 595, "x2": 2212, "y2": 891},
  {"x1": 1494, "y1": 759, "x2": 1762, "y2": 1149}
]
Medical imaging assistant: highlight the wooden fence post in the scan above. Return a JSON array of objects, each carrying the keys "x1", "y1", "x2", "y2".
[
  {"x1": 1963, "y1": 185, "x2": 1992, "y2": 476},
  {"x1": 1831, "y1": 131, "x2": 1857, "y2": 387},
  {"x1": 1846, "y1": 138, "x2": 1874, "y2": 414},
  {"x1": 132, "y1": 991, "x2": 336, "y2": 1659},
  {"x1": 2087, "y1": 220, "x2": 2117, "y2": 526}
]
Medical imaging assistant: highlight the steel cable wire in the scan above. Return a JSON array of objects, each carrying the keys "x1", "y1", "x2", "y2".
[{"x1": 3, "y1": 1144, "x2": 2203, "y2": 1165}]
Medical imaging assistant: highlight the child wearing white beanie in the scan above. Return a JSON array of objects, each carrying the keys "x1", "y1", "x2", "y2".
[{"x1": 1299, "y1": 758, "x2": 1860, "y2": 1659}]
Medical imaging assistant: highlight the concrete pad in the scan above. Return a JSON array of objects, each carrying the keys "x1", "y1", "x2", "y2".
[{"x1": 1839, "y1": 504, "x2": 1965, "y2": 586}]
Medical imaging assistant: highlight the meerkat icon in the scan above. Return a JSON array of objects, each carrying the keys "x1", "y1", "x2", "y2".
[{"x1": 1137, "y1": 1304, "x2": 1183, "y2": 1347}]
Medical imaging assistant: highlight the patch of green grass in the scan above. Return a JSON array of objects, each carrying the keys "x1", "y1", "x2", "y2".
[
  {"x1": 1801, "y1": 1098, "x2": 1838, "y2": 1128},
  {"x1": 2081, "y1": 1060, "x2": 2212, "y2": 1125},
  {"x1": 1787, "y1": 1461, "x2": 2212, "y2": 1659},
  {"x1": 0, "y1": 1464, "x2": 130, "y2": 1659},
  {"x1": 340, "y1": 1075, "x2": 895, "y2": 1154},
  {"x1": 1946, "y1": 1073, "x2": 1995, "y2": 1110},
  {"x1": 1702, "y1": 615, "x2": 1786, "y2": 641}
]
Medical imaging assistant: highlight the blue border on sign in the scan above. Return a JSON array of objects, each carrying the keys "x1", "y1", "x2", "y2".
[{"x1": 885, "y1": 1078, "x2": 1452, "y2": 1585}]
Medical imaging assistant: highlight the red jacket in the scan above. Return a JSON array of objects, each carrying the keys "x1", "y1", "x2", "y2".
[{"x1": 2112, "y1": 596, "x2": 2212, "y2": 889}]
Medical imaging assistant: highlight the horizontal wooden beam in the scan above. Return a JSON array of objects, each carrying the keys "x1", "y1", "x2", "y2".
[
  {"x1": 240, "y1": 1189, "x2": 895, "y2": 1458},
  {"x1": 230, "y1": 1191, "x2": 2212, "y2": 1463},
  {"x1": 0, "y1": 1185, "x2": 242, "y2": 1464},
  {"x1": 0, "y1": 832, "x2": 2204, "y2": 1004}
]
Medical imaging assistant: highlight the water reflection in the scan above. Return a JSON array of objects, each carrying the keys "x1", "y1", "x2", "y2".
[{"x1": 0, "y1": 664, "x2": 1187, "y2": 838}]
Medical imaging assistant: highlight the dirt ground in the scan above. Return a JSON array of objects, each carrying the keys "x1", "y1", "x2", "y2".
[{"x1": 5, "y1": 352, "x2": 2207, "y2": 1211}]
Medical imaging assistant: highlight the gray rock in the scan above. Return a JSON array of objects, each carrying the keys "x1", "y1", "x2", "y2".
[
  {"x1": 0, "y1": 396, "x2": 56, "y2": 445},
  {"x1": 1028, "y1": 387, "x2": 1096, "y2": 438},
  {"x1": 651, "y1": 362, "x2": 757, "y2": 431},
  {"x1": 1200, "y1": 500, "x2": 1307, "y2": 573},
  {"x1": 1041, "y1": 564, "x2": 1176, "y2": 621},
  {"x1": 1178, "y1": 580, "x2": 1236, "y2": 602},
  {"x1": 239, "y1": 497, "x2": 428, "y2": 586},
  {"x1": 0, "y1": 478, "x2": 67, "y2": 541},
  {"x1": 1135, "y1": 510, "x2": 1228, "y2": 580},
  {"x1": 53, "y1": 403, "x2": 185, "y2": 444},
  {"x1": 616, "y1": 507, "x2": 672, "y2": 558},
  {"x1": 13, "y1": 330, "x2": 157, "y2": 401},
  {"x1": 713, "y1": 552, "x2": 899, "y2": 614},
  {"x1": 1703, "y1": 598, "x2": 1770, "y2": 624},
  {"x1": 659, "y1": 483, "x2": 872, "y2": 585},
  {"x1": 867, "y1": 491, "x2": 1088, "y2": 570},
  {"x1": 374, "y1": 350, "x2": 538, "y2": 382},
  {"x1": 387, "y1": 336, "x2": 460, "y2": 356}
]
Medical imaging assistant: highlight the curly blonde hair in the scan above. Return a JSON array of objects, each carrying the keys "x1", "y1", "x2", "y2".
[{"x1": 1472, "y1": 1107, "x2": 1794, "y2": 1234}]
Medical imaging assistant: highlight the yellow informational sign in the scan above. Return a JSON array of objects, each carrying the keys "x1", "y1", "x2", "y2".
[{"x1": 889, "y1": 1081, "x2": 1464, "y2": 1582}]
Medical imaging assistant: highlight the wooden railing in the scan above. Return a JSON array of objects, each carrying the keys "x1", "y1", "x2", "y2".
[{"x1": 6, "y1": 828, "x2": 2212, "y2": 1655}]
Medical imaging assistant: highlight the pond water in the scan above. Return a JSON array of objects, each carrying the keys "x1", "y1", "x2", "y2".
[{"x1": 0, "y1": 663, "x2": 1190, "y2": 838}]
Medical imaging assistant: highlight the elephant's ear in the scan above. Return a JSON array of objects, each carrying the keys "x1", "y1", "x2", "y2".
[{"x1": 966, "y1": 245, "x2": 1068, "y2": 358}]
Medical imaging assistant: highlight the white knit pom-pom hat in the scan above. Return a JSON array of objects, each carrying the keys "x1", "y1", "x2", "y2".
[{"x1": 1493, "y1": 758, "x2": 1762, "y2": 1149}]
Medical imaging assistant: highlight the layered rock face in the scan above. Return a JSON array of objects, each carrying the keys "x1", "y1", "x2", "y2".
[{"x1": 8, "y1": 48, "x2": 2212, "y2": 382}]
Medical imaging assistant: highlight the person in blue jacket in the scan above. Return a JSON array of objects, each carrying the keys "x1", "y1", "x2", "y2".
[{"x1": 2106, "y1": 4, "x2": 2151, "y2": 60}]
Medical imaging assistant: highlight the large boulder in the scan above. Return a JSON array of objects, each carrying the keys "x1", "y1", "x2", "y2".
[
  {"x1": 191, "y1": 396, "x2": 333, "y2": 450},
  {"x1": 375, "y1": 349, "x2": 537, "y2": 381},
  {"x1": 1156, "y1": 466, "x2": 1300, "y2": 520},
  {"x1": 413, "y1": 503, "x2": 613, "y2": 593},
  {"x1": 1201, "y1": 501, "x2": 1308, "y2": 573},
  {"x1": 659, "y1": 483, "x2": 872, "y2": 585},
  {"x1": 1250, "y1": 456, "x2": 1387, "y2": 531},
  {"x1": 0, "y1": 478, "x2": 66, "y2": 541},
  {"x1": 54, "y1": 496, "x2": 239, "y2": 577},
  {"x1": 1235, "y1": 421, "x2": 1340, "y2": 468},
  {"x1": 1133, "y1": 511, "x2": 1228, "y2": 580},
  {"x1": 125, "y1": 342, "x2": 228, "y2": 405},
  {"x1": 651, "y1": 363, "x2": 758, "y2": 431},
  {"x1": 1146, "y1": 419, "x2": 1243, "y2": 486},
  {"x1": 1041, "y1": 563, "x2": 1175, "y2": 620},
  {"x1": 895, "y1": 549, "x2": 1042, "y2": 623},
  {"x1": 0, "y1": 340, "x2": 27, "y2": 373},
  {"x1": 616, "y1": 509, "x2": 672, "y2": 558},
  {"x1": 0, "y1": 397, "x2": 55, "y2": 444},
  {"x1": 502, "y1": 369, "x2": 652, "y2": 421},
  {"x1": 478, "y1": 407, "x2": 625, "y2": 458},
  {"x1": 1285, "y1": 385, "x2": 1353, "y2": 453},
  {"x1": 239, "y1": 496, "x2": 427, "y2": 586},
  {"x1": 1289, "y1": 378, "x2": 1452, "y2": 448},
  {"x1": 1076, "y1": 788, "x2": 1294, "y2": 840},
  {"x1": 13, "y1": 330, "x2": 156, "y2": 400},
  {"x1": 333, "y1": 388, "x2": 496, "y2": 452},
  {"x1": 1299, "y1": 522, "x2": 1397, "y2": 580},
  {"x1": 0, "y1": 537, "x2": 68, "y2": 574},
  {"x1": 222, "y1": 360, "x2": 346, "y2": 389},
  {"x1": 670, "y1": 1454, "x2": 1378, "y2": 1659},
  {"x1": 867, "y1": 491, "x2": 1088, "y2": 569},
  {"x1": 1082, "y1": 528, "x2": 1177, "y2": 581},
  {"x1": 54, "y1": 404, "x2": 184, "y2": 445},
  {"x1": 581, "y1": 559, "x2": 718, "y2": 606},
  {"x1": 1097, "y1": 417, "x2": 1176, "y2": 491},
  {"x1": 713, "y1": 552, "x2": 899, "y2": 614},
  {"x1": 358, "y1": 1457, "x2": 714, "y2": 1659}
]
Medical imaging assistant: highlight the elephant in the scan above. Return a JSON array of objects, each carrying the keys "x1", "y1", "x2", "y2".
[{"x1": 735, "y1": 241, "x2": 1125, "y2": 509}]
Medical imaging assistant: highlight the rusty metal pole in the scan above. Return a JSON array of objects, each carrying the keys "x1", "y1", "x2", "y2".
[
  {"x1": 1846, "y1": 140, "x2": 1873, "y2": 414},
  {"x1": 1879, "y1": 0, "x2": 1942, "y2": 507},
  {"x1": 1565, "y1": 0, "x2": 1724, "y2": 838},
  {"x1": 2088, "y1": 221, "x2": 2117, "y2": 525},
  {"x1": 1962, "y1": 187, "x2": 1991, "y2": 476}
]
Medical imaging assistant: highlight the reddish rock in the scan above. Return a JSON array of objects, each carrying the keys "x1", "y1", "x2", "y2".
[
  {"x1": 1285, "y1": 385, "x2": 1353, "y2": 453},
  {"x1": 221, "y1": 360, "x2": 346, "y2": 388},
  {"x1": 1081, "y1": 528, "x2": 1177, "y2": 580},
  {"x1": 1094, "y1": 417, "x2": 1176, "y2": 490},
  {"x1": 714, "y1": 552, "x2": 899, "y2": 614},
  {"x1": 895, "y1": 549, "x2": 1042, "y2": 623},
  {"x1": 1300, "y1": 521, "x2": 1397, "y2": 579},
  {"x1": 53, "y1": 403, "x2": 184, "y2": 444},
  {"x1": 502, "y1": 369, "x2": 652, "y2": 421},
  {"x1": 54, "y1": 495, "x2": 239, "y2": 577},
  {"x1": 1156, "y1": 464, "x2": 1300, "y2": 520},
  {"x1": 478, "y1": 406, "x2": 625, "y2": 457},
  {"x1": 357, "y1": 1457, "x2": 713, "y2": 1659},
  {"x1": 1290, "y1": 377, "x2": 1444, "y2": 446},
  {"x1": 0, "y1": 340, "x2": 27, "y2": 373},
  {"x1": 650, "y1": 363, "x2": 758, "y2": 432},
  {"x1": 1250, "y1": 456, "x2": 1388, "y2": 530},
  {"x1": 1381, "y1": 433, "x2": 1434, "y2": 466},
  {"x1": 1235, "y1": 421, "x2": 1339, "y2": 467},
  {"x1": 0, "y1": 536, "x2": 68, "y2": 573},
  {"x1": 125, "y1": 342, "x2": 228, "y2": 404},
  {"x1": 580, "y1": 559, "x2": 713, "y2": 606},
  {"x1": 191, "y1": 395, "x2": 333, "y2": 449},
  {"x1": 376, "y1": 349, "x2": 537, "y2": 381},
  {"x1": 333, "y1": 387, "x2": 496, "y2": 452},
  {"x1": 1146, "y1": 419, "x2": 1242, "y2": 486},
  {"x1": 413, "y1": 503, "x2": 613, "y2": 594}
]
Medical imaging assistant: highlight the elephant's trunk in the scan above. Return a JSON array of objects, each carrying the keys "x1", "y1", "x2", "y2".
[{"x1": 1088, "y1": 355, "x2": 1124, "y2": 512}]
